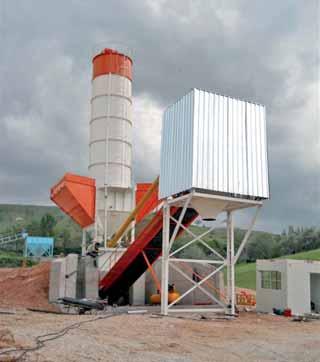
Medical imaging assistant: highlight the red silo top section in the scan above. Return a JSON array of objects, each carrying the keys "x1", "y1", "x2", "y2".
[{"x1": 92, "y1": 48, "x2": 132, "y2": 81}]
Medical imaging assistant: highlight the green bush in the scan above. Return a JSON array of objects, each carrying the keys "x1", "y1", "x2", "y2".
[
  {"x1": 0, "y1": 255, "x2": 38, "y2": 268},
  {"x1": 53, "y1": 246, "x2": 81, "y2": 256}
]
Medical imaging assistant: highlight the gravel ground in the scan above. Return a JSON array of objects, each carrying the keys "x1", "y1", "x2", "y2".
[{"x1": 0, "y1": 309, "x2": 320, "y2": 362}]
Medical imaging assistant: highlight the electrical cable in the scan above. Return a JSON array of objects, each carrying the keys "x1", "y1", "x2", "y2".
[{"x1": 0, "y1": 312, "x2": 120, "y2": 361}]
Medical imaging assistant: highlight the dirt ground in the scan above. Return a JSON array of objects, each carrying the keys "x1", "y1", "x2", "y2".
[
  {"x1": 0, "y1": 309, "x2": 320, "y2": 362},
  {"x1": 0, "y1": 263, "x2": 319, "y2": 361},
  {"x1": 0, "y1": 263, "x2": 58, "y2": 312}
]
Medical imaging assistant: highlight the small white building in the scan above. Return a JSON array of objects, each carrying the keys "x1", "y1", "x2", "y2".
[{"x1": 256, "y1": 259, "x2": 320, "y2": 315}]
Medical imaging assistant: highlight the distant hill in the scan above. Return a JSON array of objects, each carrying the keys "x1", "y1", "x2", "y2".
[
  {"x1": 2, "y1": 204, "x2": 317, "y2": 281},
  {"x1": 0, "y1": 204, "x2": 279, "y2": 254},
  {"x1": 0, "y1": 203, "x2": 278, "y2": 243},
  {"x1": 0, "y1": 204, "x2": 62, "y2": 230},
  {"x1": 0, "y1": 204, "x2": 82, "y2": 251}
]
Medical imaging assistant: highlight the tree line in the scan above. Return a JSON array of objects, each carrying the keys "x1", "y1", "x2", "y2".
[
  {"x1": 2, "y1": 213, "x2": 82, "y2": 255},
  {"x1": 176, "y1": 225, "x2": 320, "y2": 263},
  {"x1": 2, "y1": 211, "x2": 320, "y2": 263}
]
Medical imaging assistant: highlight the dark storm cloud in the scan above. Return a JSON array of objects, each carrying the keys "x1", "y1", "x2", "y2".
[{"x1": 0, "y1": 0, "x2": 319, "y2": 231}]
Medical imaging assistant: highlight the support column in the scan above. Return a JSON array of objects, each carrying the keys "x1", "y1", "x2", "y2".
[
  {"x1": 131, "y1": 220, "x2": 135, "y2": 244},
  {"x1": 94, "y1": 207, "x2": 100, "y2": 243},
  {"x1": 131, "y1": 188, "x2": 136, "y2": 244},
  {"x1": 227, "y1": 211, "x2": 235, "y2": 315},
  {"x1": 81, "y1": 229, "x2": 86, "y2": 256},
  {"x1": 103, "y1": 192, "x2": 108, "y2": 248},
  {"x1": 161, "y1": 201, "x2": 170, "y2": 315}
]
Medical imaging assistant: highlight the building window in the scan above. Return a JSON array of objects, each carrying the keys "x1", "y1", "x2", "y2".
[{"x1": 261, "y1": 271, "x2": 281, "y2": 290}]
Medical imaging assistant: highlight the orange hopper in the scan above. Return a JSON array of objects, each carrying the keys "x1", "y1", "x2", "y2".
[
  {"x1": 50, "y1": 173, "x2": 96, "y2": 228},
  {"x1": 135, "y1": 183, "x2": 161, "y2": 223}
]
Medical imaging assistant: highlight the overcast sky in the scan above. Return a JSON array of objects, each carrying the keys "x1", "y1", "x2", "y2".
[{"x1": 0, "y1": 0, "x2": 319, "y2": 232}]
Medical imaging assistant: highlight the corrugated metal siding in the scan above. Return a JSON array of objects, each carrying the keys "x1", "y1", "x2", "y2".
[
  {"x1": 159, "y1": 88, "x2": 269, "y2": 200},
  {"x1": 160, "y1": 90, "x2": 194, "y2": 198},
  {"x1": 193, "y1": 91, "x2": 230, "y2": 193},
  {"x1": 227, "y1": 96, "x2": 247, "y2": 195}
]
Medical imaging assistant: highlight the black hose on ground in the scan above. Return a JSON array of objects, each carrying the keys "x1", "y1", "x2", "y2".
[{"x1": 0, "y1": 312, "x2": 121, "y2": 361}]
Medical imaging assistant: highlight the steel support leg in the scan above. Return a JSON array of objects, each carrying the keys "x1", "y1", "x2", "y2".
[
  {"x1": 131, "y1": 220, "x2": 135, "y2": 244},
  {"x1": 81, "y1": 229, "x2": 86, "y2": 256},
  {"x1": 227, "y1": 211, "x2": 235, "y2": 315},
  {"x1": 161, "y1": 201, "x2": 170, "y2": 315}
]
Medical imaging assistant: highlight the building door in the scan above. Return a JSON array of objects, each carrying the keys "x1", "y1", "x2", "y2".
[{"x1": 310, "y1": 273, "x2": 320, "y2": 313}]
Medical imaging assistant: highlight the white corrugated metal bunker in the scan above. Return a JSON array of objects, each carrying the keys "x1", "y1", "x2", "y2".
[
  {"x1": 160, "y1": 88, "x2": 269, "y2": 216},
  {"x1": 158, "y1": 88, "x2": 268, "y2": 315},
  {"x1": 256, "y1": 259, "x2": 320, "y2": 315}
]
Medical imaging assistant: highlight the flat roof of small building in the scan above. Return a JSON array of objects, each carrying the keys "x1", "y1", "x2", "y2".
[{"x1": 257, "y1": 259, "x2": 320, "y2": 272}]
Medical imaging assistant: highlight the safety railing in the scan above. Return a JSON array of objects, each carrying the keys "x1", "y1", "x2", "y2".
[
  {"x1": 99, "y1": 243, "x2": 127, "y2": 274},
  {"x1": 0, "y1": 231, "x2": 27, "y2": 246}
]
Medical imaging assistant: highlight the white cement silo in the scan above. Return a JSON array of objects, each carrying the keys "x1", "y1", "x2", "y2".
[{"x1": 89, "y1": 48, "x2": 133, "y2": 245}]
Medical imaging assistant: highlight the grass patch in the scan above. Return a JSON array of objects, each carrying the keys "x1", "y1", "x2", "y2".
[
  {"x1": 235, "y1": 262, "x2": 257, "y2": 290},
  {"x1": 285, "y1": 249, "x2": 320, "y2": 261},
  {"x1": 0, "y1": 252, "x2": 38, "y2": 268}
]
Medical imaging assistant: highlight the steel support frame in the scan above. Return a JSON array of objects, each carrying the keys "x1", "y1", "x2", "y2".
[
  {"x1": 160, "y1": 193, "x2": 261, "y2": 316},
  {"x1": 81, "y1": 228, "x2": 87, "y2": 256},
  {"x1": 161, "y1": 201, "x2": 170, "y2": 315},
  {"x1": 226, "y1": 210, "x2": 235, "y2": 315}
]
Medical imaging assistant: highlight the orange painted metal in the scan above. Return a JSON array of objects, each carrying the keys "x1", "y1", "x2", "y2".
[
  {"x1": 142, "y1": 250, "x2": 161, "y2": 292},
  {"x1": 108, "y1": 177, "x2": 159, "y2": 247},
  {"x1": 92, "y1": 48, "x2": 132, "y2": 81},
  {"x1": 150, "y1": 291, "x2": 181, "y2": 305},
  {"x1": 50, "y1": 173, "x2": 96, "y2": 228},
  {"x1": 150, "y1": 293, "x2": 161, "y2": 304},
  {"x1": 99, "y1": 207, "x2": 198, "y2": 298},
  {"x1": 135, "y1": 183, "x2": 161, "y2": 223},
  {"x1": 99, "y1": 206, "x2": 173, "y2": 293}
]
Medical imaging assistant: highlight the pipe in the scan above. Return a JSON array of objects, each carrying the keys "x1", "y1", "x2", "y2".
[
  {"x1": 107, "y1": 176, "x2": 159, "y2": 247},
  {"x1": 142, "y1": 251, "x2": 161, "y2": 292}
]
